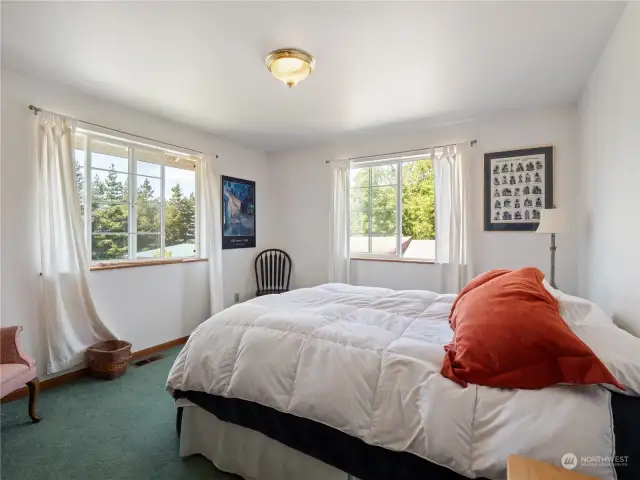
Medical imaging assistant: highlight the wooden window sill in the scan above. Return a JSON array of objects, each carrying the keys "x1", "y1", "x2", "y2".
[
  {"x1": 350, "y1": 257, "x2": 435, "y2": 265},
  {"x1": 90, "y1": 258, "x2": 207, "y2": 272}
]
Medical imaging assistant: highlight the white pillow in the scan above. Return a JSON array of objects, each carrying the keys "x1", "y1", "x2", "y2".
[{"x1": 543, "y1": 281, "x2": 640, "y2": 396}]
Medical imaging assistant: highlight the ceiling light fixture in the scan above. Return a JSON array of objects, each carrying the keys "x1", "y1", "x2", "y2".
[{"x1": 265, "y1": 48, "x2": 315, "y2": 88}]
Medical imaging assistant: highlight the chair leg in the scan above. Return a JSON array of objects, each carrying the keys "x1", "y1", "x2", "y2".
[{"x1": 26, "y1": 377, "x2": 41, "y2": 423}]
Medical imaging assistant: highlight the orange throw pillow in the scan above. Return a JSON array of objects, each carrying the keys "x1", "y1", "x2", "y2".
[{"x1": 441, "y1": 267, "x2": 622, "y2": 390}]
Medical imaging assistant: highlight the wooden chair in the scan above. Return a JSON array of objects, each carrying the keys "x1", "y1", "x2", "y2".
[
  {"x1": 255, "y1": 249, "x2": 292, "y2": 297},
  {"x1": 1, "y1": 326, "x2": 41, "y2": 422}
]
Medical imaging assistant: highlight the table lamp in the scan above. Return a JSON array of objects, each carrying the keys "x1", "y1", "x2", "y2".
[{"x1": 536, "y1": 207, "x2": 568, "y2": 289}]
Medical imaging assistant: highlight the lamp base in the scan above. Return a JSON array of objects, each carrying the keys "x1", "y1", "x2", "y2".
[{"x1": 549, "y1": 233, "x2": 557, "y2": 290}]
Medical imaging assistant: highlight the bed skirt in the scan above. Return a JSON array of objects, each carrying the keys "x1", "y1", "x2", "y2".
[
  {"x1": 175, "y1": 389, "x2": 469, "y2": 480},
  {"x1": 180, "y1": 404, "x2": 352, "y2": 479}
]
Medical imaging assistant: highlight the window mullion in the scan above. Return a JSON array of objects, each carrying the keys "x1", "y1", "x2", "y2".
[
  {"x1": 129, "y1": 147, "x2": 137, "y2": 259},
  {"x1": 397, "y1": 161, "x2": 402, "y2": 258},
  {"x1": 160, "y1": 165, "x2": 166, "y2": 258}
]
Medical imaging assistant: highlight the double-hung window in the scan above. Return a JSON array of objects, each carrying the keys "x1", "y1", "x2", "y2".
[
  {"x1": 74, "y1": 131, "x2": 200, "y2": 262},
  {"x1": 349, "y1": 156, "x2": 436, "y2": 261}
]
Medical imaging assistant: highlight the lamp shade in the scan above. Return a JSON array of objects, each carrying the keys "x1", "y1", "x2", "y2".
[{"x1": 536, "y1": 208, "x2": 568, "y2": 234}]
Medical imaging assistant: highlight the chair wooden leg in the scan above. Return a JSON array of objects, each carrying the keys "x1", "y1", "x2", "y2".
[{"x1": 26, "y1": 377, "x2": 41, "y2": 423}]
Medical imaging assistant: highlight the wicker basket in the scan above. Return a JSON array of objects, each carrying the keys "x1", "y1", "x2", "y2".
[{"x1": 86, "y1": 340, "x2": 132, "y2": 380}]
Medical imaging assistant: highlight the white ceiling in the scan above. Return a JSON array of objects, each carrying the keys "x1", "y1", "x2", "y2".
[{"x1": 1, "y1": 1, "x2": 625, "y2": 152}]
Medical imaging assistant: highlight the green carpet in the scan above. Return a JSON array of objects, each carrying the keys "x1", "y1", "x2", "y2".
[{"x1": 1, "y1": 346, "x2": 234, "y2": 480}]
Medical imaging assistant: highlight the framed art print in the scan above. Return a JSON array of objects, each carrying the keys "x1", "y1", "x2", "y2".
[
  {"x1": 221, "y1": 175, "x2": 256, "y2": 249},
  {"x1": 484, "y1": 146, "x2": 553, "y2": 231}
]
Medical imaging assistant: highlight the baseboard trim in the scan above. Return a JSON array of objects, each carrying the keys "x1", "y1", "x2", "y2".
[
  {"x1": 1, "y1": 336, "x2": 188, "y2": 404},
  {"x1": 130, "y1": 336, "x2": 189, "y2": 362}
]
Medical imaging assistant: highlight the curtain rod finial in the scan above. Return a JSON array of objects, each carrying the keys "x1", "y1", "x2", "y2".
[
  {"x1": 28, "y1": 105, "x2": 41, "y2": 115},
  {"x1": 470, "y1": 140, "x2": 477, "y2": 147}
]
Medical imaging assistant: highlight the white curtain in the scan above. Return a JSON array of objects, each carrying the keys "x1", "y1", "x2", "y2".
[
  {"x1": 198, "y1": 154, "x2": 224, "y2": 315},
  {"x1": 328, "y1": 160, "x2": 350, "y2": 283},
  {"x1": 434, "y1": 145, "x2": 473, "y2": 293},
  {"x1": 38, "y1": 111, "x2": 116, "y2": 374}
]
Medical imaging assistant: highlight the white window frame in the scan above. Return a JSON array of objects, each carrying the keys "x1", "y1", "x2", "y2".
[
  {"x1": 75, "y1": 129, "x2": 200, "y2": 263},
  {"x1": 349, "y1": 156, "x2": 436, "y2": 262}
]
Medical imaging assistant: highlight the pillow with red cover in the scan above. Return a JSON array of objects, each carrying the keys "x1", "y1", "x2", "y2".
[{"x1": 440, "y1": 267, "x2": 622, "y2": 390}]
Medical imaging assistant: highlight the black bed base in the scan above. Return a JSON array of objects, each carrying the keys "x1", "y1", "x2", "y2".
[
  {"x1": 611, "y1": 393, "x2": 640, "y2": 480},
  {"x1": 175, "y1": 390, "x2": 639, "y2": 480}
]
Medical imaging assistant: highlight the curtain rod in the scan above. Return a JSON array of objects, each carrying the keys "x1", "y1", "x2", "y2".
[
  {"x1": 325, "y1": 140, "x2": 477, "y2": 164},
  {"x1": 28, "y1": 104, "x2": 205, "y2": 156}
]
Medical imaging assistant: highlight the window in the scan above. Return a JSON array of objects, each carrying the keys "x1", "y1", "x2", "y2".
[
  {"x1": 74, "y1": 132, "x2": 199, "y2": 262},
  {"x1": 349, "y1": 157, "x2": 435, "y2": 261}
]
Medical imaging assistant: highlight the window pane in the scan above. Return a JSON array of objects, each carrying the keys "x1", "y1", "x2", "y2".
[
  {"x1": 350, "y1": 186, "x2": 369, "y2": 213},
  {"x1": 91, "y1": 141, "x2": 129, "y2": 172},
  {"x1": 165, "y1": 166, "x2": 196, "y2": 249},
  {"x1": 91, "y1": 203, "x2": 128, "y2": 233},
  {"x1": 371, "y1": 185, "x2": 397, "y2": 235},
  {"x1": 371, "y1": 208, "x2": 396, "y2": 235},
  {"x1": 136, "y1": 234, "x2": 162, "y2": 257},
  {"x1": 136, "y1": 204, "x2": 160, "y2": 233},
  {"x1": 166, "y1": 236, "x2": 196, "y2": 258},
  {"x1": 137, "y1": 160, "x2": 162, "y2": 178},
  {"x1": 350, "y1": 166, "x2": 369, "y2": 188},
  {"x1": 350, "y1": 235, "x2": 369, "y2": 254},
  {"x1": 350, "y1": 210, "x2": 369, "y2": 235},
  {"x1": 372, "y1": 236, "x2": 397, "y2": 255},
  {"x1": 92, "y1": 234, "x2": 128, "y2": 261},
  {"x1": 91, "y1": 169, "x2": 129, "y2": 202},
  {"x1": 402, "y1": 159, "x2": 435, "y2": 259},
  {"x1": 135, "y1": 175, "x2": 161, "y2": 204},
  {"x1": 165, "y1": 165, "x2": 196, "y2": 199},
  {"x1": 371, "y1": 164, "x2": 397, "y2": 186},
  {"x1": 76, "y1": 166, "x2": 85, "y2": 206},
  {"x1": 371, "y1": 185, "x2": 396, "y2": 210}
]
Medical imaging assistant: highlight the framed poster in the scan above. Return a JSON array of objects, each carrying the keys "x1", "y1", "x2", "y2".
[
  {"x1": 484, "y1": 147, "x2": 553, "y2": 231},
  {"x1": 221, "y1": 175, "x2": 256, "y2": 249}
]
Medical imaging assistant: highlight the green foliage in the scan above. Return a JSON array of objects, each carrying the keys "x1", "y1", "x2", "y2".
[
  {"x1": 165, "y1": 184, "x2": 196, "y2": 248},
  {"x1": 350, "y1": 159, "x2": 435, "y2": 244},
  {"x1": 91, "y1": 167, "x2": 128, "y2": 260},
  {"x1": 136, "y1": 177, "x2": 161, "y2": 254},
  {"x1": 152, "y1": 248, "x2": 172, "y2": 258},
  {"x1": 75, "y1": 162, "x2": 195, "y2": 261},
  {"x1": 402, "y1": 159, "x2": 435, "y2": 240},
  {"x1": 350, "y1": 164, "x2": 397, "y2": 235}
]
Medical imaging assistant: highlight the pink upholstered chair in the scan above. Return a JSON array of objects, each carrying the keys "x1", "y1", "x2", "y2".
[{"x1": 1, "y1": 326, "x2": 41, "y2": 422}]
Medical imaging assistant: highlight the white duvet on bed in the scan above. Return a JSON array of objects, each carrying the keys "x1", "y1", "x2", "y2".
[{"x1": 166, "y1": 283, "x2": 616, "y2": 480}]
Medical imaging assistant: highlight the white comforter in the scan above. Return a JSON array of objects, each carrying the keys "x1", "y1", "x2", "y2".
[{"x1": 167, "y1": 284, "x2": 616, "y2": 479}]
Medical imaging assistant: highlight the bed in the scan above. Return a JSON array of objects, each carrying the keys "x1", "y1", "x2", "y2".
[{"x1": 167, "y1": 283, "x2": 640, "y2": 480}]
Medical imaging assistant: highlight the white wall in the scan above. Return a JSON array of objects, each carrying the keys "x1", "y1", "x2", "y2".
[
  {"x1": 579, "y1": 4, "x2": 640, "y2": 336},
  {"x1": 0, "y1": 69, "x2": 274, "y2": 376},
  {"x1": 269, "y1": 105, "x2": 580, "y2": 294}
]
